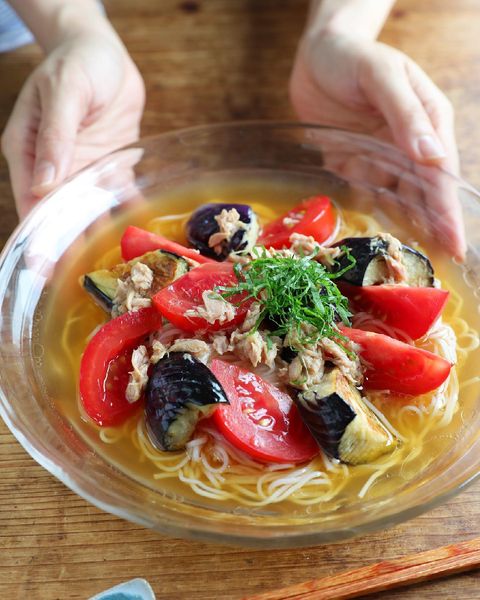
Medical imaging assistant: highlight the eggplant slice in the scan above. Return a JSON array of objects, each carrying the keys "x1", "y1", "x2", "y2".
[
  {"x1": 332, "y1": 236, "x2": 434, "y2": 287},
  {"x1": 145, "y1": 352, "x2": 229, "y2": 452},
  {"x1": 82, "y1": 249, "x2": 189, "y2": 311},
  {"x1": 296, "y1": 368, "x2": 396, "y2": 465},
  {"x1": 186, "y1": 203, "x2": 259, "y2": 260}
]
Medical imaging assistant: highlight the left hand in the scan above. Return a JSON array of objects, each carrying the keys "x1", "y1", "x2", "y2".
[
  {"x1": 289, "y1": 33, "x2": 465, "y2": 259},
  {"x1": 290, "y1": 32, "x2": 456, "y2": 168}
]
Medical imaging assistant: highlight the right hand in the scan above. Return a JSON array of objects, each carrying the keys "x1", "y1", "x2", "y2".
[{"x1": 1, "y1": 33, "x2": 145, "y2": 219}]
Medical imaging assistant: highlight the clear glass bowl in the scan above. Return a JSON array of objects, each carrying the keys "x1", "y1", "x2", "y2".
[{"x1": 1, "y1": 123, "x2": 480, "y2": 548}]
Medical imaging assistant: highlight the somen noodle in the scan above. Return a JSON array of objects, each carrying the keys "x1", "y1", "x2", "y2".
[{"x1": 55, "y1": 205, "x2": 479, "y2": 508}]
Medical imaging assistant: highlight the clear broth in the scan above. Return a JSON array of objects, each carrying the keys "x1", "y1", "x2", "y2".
[{"x1": 39, "y1": 171, "x2": 480, "y2": 516}]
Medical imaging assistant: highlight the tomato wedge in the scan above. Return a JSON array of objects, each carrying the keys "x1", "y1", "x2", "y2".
[
  {"x1": 121, "y1": 225, "x2": 215, "y2": 264},
  {"x1": 210, "y1": 360, "x2": 319, "y2": 464},
  {"x1": 258, "y1": 195, "x2": 336, "y2": 249},
  {"x1": 79, "y1": 307, "x2": 163, "y2": 426},
  {"x1": 340, "y1": 326, "x2": 452, "y2": 395},
  {"x1": 340, "y1": 283, "x2": 449, "y2": 340},
  {"x1": 152, "y1": 262, "x2": 251, "y2": 333}
]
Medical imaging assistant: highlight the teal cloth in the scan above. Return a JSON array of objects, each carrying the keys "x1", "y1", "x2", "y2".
[{"x1": 89, "y1": 578, "x2": 156, "y2": 600}]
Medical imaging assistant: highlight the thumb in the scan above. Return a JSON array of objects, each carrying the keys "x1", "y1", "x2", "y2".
[
  {"x1": 31, "y1": 76, "x2": 87, "y2": 196},
  {"x1": 360, "y1": 51, "x2": 446, "y2": 164}
]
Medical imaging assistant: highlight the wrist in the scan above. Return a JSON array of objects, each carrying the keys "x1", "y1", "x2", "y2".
[
  {"x1": 304, "y1": 0, "x2": 396, "y2": 42},
  {"x1": 47, "y1": 2, "x2": 119, "y2": 53},
  {"x1": 8, "y1": 0, "x2": 120, "y2": 54},
  {"x1": 298, "y1": 29, "x2": 360, "y2": 72}
]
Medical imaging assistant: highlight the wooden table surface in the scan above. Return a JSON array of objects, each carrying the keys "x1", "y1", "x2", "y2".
[{"x1": 1, "y1": 1, "x2": 479, "y2": 598}]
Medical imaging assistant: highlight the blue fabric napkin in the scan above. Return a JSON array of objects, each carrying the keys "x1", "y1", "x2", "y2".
[
  {"x1": 89, "y1": 578, "x2": 156, "y2": 600},
  {"x1": 0, "y1": 2, "x2": 34, "y2": 52},
  {"x1": 0, "y1": 0, "x2": 105, "y2": 53}
]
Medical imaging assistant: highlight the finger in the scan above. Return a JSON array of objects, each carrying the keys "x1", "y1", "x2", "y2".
[
  {"x1": 404, "y1": 62, "x2": 466, "y2": 260},
  {"x1": 31, "y1": 70, "x2": 88, "y2": 196},
  {"x1": 360, "y1": 48, "x2": 447, "y2": 164},
  {"x1": 405, "y1": 60, "x2": 458, "y2": 172},
  {"x1": 1, "y1": 80, "x2": 39, "y2": 218},
  {"x1": 414, "y1": 162, "x2": 466, "y2": 261}
]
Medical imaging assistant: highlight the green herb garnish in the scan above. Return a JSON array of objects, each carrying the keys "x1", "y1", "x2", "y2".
[{"x1": 217, "y1": 247, "x2": 355, "y2": 345}]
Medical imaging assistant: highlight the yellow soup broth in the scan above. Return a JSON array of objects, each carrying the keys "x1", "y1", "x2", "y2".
[{"x1": 39, "y1": 172, "x2": 480, "y2": 515}]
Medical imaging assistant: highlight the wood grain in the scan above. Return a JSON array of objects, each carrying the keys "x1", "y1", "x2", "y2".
[
  {"x1": 0, "y1": 1, "x2": 480, "y2": 599},
  {"x1": 244, "y1": 537, "x2": 480, "y2": 599}
]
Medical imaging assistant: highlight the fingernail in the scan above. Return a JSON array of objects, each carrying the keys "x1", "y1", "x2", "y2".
[
  {"x1": 32, "y1": 160, "x2": 56, "y2": 190},
  {"x1": 416, "y1": 135, "x2": 446, "y2": 161}
]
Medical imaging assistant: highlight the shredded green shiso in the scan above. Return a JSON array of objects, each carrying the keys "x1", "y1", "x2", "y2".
[{"x1": 217, "y1": 246, "x2": 355, "y2": 345}]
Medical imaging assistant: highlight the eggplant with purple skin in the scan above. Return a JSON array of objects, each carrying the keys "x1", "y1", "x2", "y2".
[
  {"x1": 186, "y1": 203, "x2": 259, "y2": 260},
  {"x1": 82, "y1": 250, "x2": 189, "y2": 312},
  {"x1": 145, "y1": 352, "x2": 229, "y2": 451},
  {"x1": 295, "y1": 368, "x2": 395, "y2": 465},
  {"x1": 331, "y1": 236, "x2": 434, "y2": 287}
]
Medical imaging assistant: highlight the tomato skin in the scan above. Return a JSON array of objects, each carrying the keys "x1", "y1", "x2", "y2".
[
  {"x1": 79, "y1": 307, "x2": 163, "y2": 427},
  {"x1": 340, "y1": 283, "x2": 449, "y2": 340},
  {"x1": 152, "y1": 263, "x2": 251, "y2": 333},
  {"x1": 340, "y1": 326, "x2": 452, "y2": 395},
  {"x1": 210, "y1": 360, "x2": 319, "y2": 464},
  {"x1": 121, "y1": 225, "x2": 215, "y2": 264},
  {"x1": 258, "y1": 195, "x2": 336, "y2": 249}
]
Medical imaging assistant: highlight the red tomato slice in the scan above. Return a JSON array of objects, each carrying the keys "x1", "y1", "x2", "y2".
[
  {"x1": 121, "y1": 225, "x2": 215, "y2": 264},
  {"x1": 210, "y1": 360, "x2": 319, "y2": 464},
  {"x1": 340, "y1": 326, "x2": 452, "y2": 395},
  {"x1": 258, "y1": 195, "x2": 336, "y2": 249},
  {"x1": 152, "y1": 262, "x2": 251, "y2": 333},
  {"x1": 340, "y1": 283, "x2": 449, "y2": 340},
  {"x1": 79, "y1": 307, "x2": 163, "y2": 426}
]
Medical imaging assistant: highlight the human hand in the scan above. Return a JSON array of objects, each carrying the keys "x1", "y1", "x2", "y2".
[
  {"x1": 1, "y1": 33, "x2": 145, "y2": 219},
  {"x1": 290, "y1": 33, "x2": 465, "y2": 259}
]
